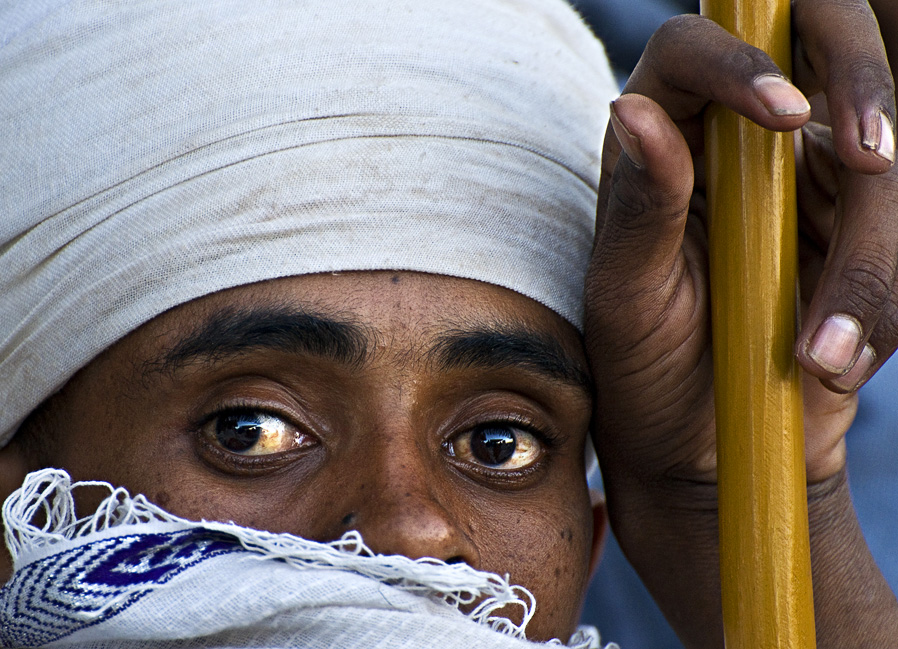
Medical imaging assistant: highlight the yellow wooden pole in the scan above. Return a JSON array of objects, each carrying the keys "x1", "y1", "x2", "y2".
[{"x1": 700, "y1": 0, "x2": 817, "y2": 647}]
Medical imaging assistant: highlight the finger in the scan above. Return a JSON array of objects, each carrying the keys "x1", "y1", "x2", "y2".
[
  {"x1": 588, "y1": 93, "x2": 714, "y2": 460},
  {"x1": 819, "y1": 301, "x2": 898, "y2": 394},
  {"x1": 792, "y1": 0, "x2": 896, "y2": 173},
  {"x1": 798, "y1": 252, "x2": 856, "y2": 485},
  {"x1": 802, "y1": 367, "x2": 854, "y2": 483},
  {"x1": 588, "y1": 93, "x2": 694, "y2": 346},
  {"x1": 625, "y1": 15, "x2": 810, "y2": 134},
  {"x1": 795, "y1": 163, "x2": 898, "y2": 390},
  {"x1": 595, "y1": 109, "x2": 623, "y2": 250}
]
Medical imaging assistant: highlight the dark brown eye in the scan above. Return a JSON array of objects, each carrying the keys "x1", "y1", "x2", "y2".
[
  {"x1": 204, "y1": 409, "x2": 314, "y2": 456},
  {"x1": 471, "y1": 426, "x2": 516, "y2": 465},
  {"x1": 451, "y1": 424, "x2": 542, "y2": 469}
]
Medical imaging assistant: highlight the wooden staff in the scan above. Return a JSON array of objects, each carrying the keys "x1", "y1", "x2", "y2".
[{"x1": 700, "y1": 0, "x2": 817, "y2": 647}]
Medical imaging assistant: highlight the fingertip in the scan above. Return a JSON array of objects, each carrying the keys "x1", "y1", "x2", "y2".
[
  {"x1": 802, "y1": 313, "x2": 862, "y2": 376},
  {"x1": 797, "y1": 314, "x2": 879, "y2": 393},
  {"x1": 826, "y1": 344, "x2": 877, "y2": 393},
  {"x1": 831, "y1": 120, "x2": 894, "y2": 175},
  {"x1": 860, "y1": 109, "x2": 896, "y2": 166},
  {"x1": 828, "y1": 99, "x2": 896, "y2": 174},
  {"x1": 595, "y1": 94, "x2": 694, "y2": 268},
  {"x1": 608, "y1": 93, "x2": 694, "y2": 198},
  {"x1": 609, "y1": 100, "x2": 645, "y2": 169},
  {"x1": 609, "y1": 93, "x2": 661, "y2": 133},
  {"x1": 753, "y1": 74, "x2": 811, "y2": 119}
]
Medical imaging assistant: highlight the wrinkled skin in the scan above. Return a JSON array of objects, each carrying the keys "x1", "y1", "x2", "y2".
[
  {"x1": 587, "y1": 3, "x2": 898, "y2": 648},
  {"x1": 0, "y1": 272, "x2": 602, "y2": 643}
]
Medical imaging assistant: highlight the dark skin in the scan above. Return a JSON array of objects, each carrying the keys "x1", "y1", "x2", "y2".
[
  {"x1": 3, "y1": 1, "x2": 898, "y2": 647},
  {"x1": 587, "y1": 3, "x2": 898, "y2": 648},
  {"x1": 0, "y1": 272, "x2": 602, "y2": 643}
]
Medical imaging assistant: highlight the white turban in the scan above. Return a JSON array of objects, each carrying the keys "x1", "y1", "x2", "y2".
[{"x1": 0, "y1": 0, "x2": 616, "y2": 446}]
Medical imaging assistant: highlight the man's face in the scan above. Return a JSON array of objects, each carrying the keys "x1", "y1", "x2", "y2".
[{"x1": 0, "y1": 271, "x2": 597, "y2": 640}]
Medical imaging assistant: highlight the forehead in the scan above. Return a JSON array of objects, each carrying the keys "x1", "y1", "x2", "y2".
[{"x1": 130, "y1": 271, "x2": 589, "y2": 380}]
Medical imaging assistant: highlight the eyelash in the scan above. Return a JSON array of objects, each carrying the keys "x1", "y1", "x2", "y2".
[{"x1": 482, "y1": 413, "x2": 558, "y2": 446}]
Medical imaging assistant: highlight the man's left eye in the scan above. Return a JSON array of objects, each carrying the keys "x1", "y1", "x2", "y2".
[{"x1": 449, "y1": 424, "x2": 542, "y2": 470}]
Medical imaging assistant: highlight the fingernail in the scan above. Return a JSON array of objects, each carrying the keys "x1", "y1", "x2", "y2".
[
  {"x1": 830, "y1": 344, "x2": 876, "y2": 392},
  {"x1": 609, "y1": 100, "x2": 645, "y2": 169},
  {"x1": 753, "y1": 75, "x2": 810, "y2": 117},
  {"x1": 862, "y1": 110, "x2": 896, "y2": 164},
  {"x1": 807, "y1": 314, "x2": 862, "y2": 374}
]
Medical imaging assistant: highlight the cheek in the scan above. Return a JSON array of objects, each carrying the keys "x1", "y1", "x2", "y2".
[
  {"x1": 472, "y1": 488, "x2": 593, "y2": 641},
  {"x1": 47, "y1": 416, "x2": 264, "y2": 527}
]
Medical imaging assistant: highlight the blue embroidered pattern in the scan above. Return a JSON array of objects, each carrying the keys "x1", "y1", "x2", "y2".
[{"x1": 0, "y1": 530, "x2": 240, "y2": 647}]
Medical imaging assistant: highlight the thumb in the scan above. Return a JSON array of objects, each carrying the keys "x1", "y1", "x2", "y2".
[
  {"x1": 586, "y1": 93, "x2": 715, "y2": 483},
  {"x1": 587, "y1": 93, "x2": 697, "y2": 349}
]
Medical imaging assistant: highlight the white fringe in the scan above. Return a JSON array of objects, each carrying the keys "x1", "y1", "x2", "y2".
[{"x1": 3, "y1": 469, "x2": 588, "y2": 644}]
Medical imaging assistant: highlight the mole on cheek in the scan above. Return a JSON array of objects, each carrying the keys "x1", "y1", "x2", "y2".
[
  {"x1": 341, "y1": 512, "x2": 357, "y2": 527},
  {"x1": 154, "y1": 491, "x2": 171, "y2": 508}
]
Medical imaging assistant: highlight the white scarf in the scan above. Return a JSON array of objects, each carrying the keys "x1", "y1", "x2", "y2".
[{"x1": 1, "y1": 470, "x2": 615, "y2": 649}]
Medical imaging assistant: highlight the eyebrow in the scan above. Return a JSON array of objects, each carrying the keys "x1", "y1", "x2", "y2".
[
  {"x1": 144, "y1": 305, "x2": 589, "y2": 391},
  {"x1": 427, "y1": 326, "x2": 590, "y2": 390},
  {"x1": 147, "y1": 305, "x2": 370, "y2": 376}
]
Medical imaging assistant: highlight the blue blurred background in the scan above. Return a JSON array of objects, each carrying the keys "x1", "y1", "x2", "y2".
[{"x1": 570, "y1": 0, "x2": 697, "y2": 85}]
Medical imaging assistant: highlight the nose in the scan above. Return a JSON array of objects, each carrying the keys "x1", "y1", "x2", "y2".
[{"x1": 340, "y1": 453, "x2": 480, "y2": 567}]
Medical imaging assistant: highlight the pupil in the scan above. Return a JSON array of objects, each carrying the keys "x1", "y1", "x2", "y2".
[
  {"x1": 216, "y1": 413, "x2": 263, "y2": 452},
  {"x1": 471, "y1": 427, "x2": 516, "y2": 465}
]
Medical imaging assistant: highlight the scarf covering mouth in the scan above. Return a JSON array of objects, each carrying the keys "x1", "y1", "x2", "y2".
[
  {"x1": 0, "y1": 469, "x2": 615, "y2": 648},
  {"x1": 0, "y1": 0, "x2": 616, "y2": 447}
]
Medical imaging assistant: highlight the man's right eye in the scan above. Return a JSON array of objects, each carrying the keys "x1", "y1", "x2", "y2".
[{"x1": 202, "y1": 409, "x2": 315, "y2": 456}]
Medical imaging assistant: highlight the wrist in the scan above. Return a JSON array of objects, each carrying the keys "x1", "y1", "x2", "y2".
[
  {"x1": 600, "y1": 463, "x2": 723, "y2": 649},
  {"x1": 805, "y1": 470, "x2": 898, "y2": 648}
]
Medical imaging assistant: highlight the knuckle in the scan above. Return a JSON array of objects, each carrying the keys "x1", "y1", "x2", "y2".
[
  {"x1": 647, "y1": 15, "x2": 777, "y2": 82},
  {"x1": 643, "y1": 15, "x2": 715, "y2": 76},
  {"x1": 605, "y1": 168, "x2": 685, "y2": 231},
  {"x1": 799, "y1": 0, "x2": 869, "y2": 21},
  {"x1": 606, "y1": 171, "x2": 651, "y2": 221},
  {"x1": 646, "y1": 15, "x2": 700, "y2": 56},
  {"x1": 794, "y1": 0, "x2": 894, "y2": 95},
  {"x1": 727, "y1": 44, "x2": 773, "y2": 72},
  {"x1": 842, "y1": 56, "x2": 895, "y2": 98},
  {"x1": 871, "y1": 303, "x2": 898, "y2": 354},
  {"x1": 872, "y1": 315, "x2": 898, "y2": 355},
  {"x1": 839, "y1": 245, "x2": 897, "y2": 315}
]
